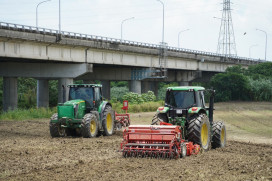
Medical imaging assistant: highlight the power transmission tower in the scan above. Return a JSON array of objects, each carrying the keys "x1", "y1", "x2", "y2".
[{"x1": 216, "y1": 0, "x2": 237, "y2": 56}]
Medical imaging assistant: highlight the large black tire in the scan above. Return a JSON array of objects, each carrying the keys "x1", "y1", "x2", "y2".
[
  {"x1": 81, "y1": 113, "x2": 99, "y2": 138},
  {"x1": 49, "y1": 113, "x2": 65, "y2": 137},
  {"x1": 102, "y1": 105, "x2": 114, "y2": 136},
  {"x1": 212, "y1": 121, "x2": 226, "y2": 149},
  {"x1": 151, "y1": 113, "x2": 168, "y2": 125},
  {"x1": 187, "y1": 114, "x2": 211, "y2": 151}
]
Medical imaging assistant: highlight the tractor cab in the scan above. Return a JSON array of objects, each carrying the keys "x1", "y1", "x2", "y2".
[
  {"x1": 164, "y1": 86, "x2": 206, "y2": 119},
  {"x1": 68, "y1": 84, "x2": 102, "y2": 111}
]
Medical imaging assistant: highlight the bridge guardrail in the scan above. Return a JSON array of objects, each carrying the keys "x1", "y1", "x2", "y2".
[{"x1": 0, "y1": 21, "x2": 265, "y2": 62}]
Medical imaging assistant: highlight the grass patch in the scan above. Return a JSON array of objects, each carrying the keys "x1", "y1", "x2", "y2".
[
  {"x1": 0, "y1": 107, "x2": 57, "y2": 121},
  {"x1": 0, "y1": 101, "x2": 164, "y2": 121},
  {"x1": 214, "y1": 102, "x2": 272, "y2": 138}
]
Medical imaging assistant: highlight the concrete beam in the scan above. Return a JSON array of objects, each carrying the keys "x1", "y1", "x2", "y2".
[
  {"x1": 58, "y1": 78, "x2": 73, "y2": 103},
  {"x1": 3, "y1": 77, "x2": 18, "y2": 111},
  {"x1": 0, "y1": 62, "x2": 93, "y2": 78},
  {"x1": 37, "y1": 79, "x2": 49, "y2": 108}
]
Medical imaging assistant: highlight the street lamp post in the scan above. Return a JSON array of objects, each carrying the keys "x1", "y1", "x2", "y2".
[
  {"x1": 256, "y1": 28, "x2": 267, "y2": 61},
  {"x1": 36, "y1": 0, "x2": 51, "y2": 28},
  {"x1": 59, "y1": 0, "x2": 61, "y2": 34},
  {"x1": 178, "y1": 29, "x2": 190, "y2": 48},
  {"x1": 121, "y1": 17, "x2": 134, "y2": 42},
  {"x1": 156, "y1": 0, "x2": 164, "y2": 43},
  {"x1": 249, "y1": 44, "x2": 258, "y2": 58}
]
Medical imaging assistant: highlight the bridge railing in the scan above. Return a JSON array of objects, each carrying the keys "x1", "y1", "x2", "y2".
[{"x1": 0, "y1": 21, "x2": 265, "y2": 62}]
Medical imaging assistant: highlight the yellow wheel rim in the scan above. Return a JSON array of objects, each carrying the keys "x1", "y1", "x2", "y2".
[
  {"x1": 90, "y1": 119, "x2": 96, "y2": 135},
  {"x1": 201, "y1": 123, "x2": 208, "y2": 146},
  {"x1": 106, "y1": 113, "x2": 112, "y2": 131},
  {"x1": 221, "y1": 128, "x2": 225, "y2": 144}
]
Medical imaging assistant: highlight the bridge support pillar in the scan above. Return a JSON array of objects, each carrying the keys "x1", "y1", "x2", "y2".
[
  {"x1": 101, "y1": 80, "x2": 111, "y2": 100},
  {"x1": 83, "y1": 80, "x2": 95, "y2": 84},
  {"x1": 141, "y1": 81, "x2": 158, "y2": 98},
  {"x1": 58, "y1": 78, "x2": 73, "y2": 103},
  {"x1": 37, "y1": 79, "x2": 49, "y2": 108},
  {"x1": 178, "y1": 81, "x2": 190, "y2": 86},
  {"x1": 129, "y1": 80, "x2": 141, "y2": 94},
  {"x1": 141, "y1": 81, "x2": 150, "y2": 93},
  {"x1": 150, "y1": 81, "x2": 158, "y2": 98},
  {"x1": 3, "y1": 77, "x2": 18, "y2": 111}
]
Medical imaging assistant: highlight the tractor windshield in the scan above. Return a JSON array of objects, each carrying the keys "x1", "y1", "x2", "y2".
[
  {"x1": 69, "y1": 87, "x2": 94, "y2": 105},
  {"x1": 166, "y1": 91, "x2": 195, "y2": 108}
]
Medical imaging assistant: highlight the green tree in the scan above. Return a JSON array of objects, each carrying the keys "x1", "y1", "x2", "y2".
[
  {"x1": 247, "y1": 62, "x2": 272, "y2": 79},
  {"x1": 211, "y1": 72, "x2": 250, "y2": 102},
  {"x1": 111, "y1": 86, "x2": 129, "y2": 101},
  {"x1": 248, "y1": 78, "x2": 272, "y2": 101},
  {"x1": 226, "y1": 65, "x2": 246, "y2": 74}
]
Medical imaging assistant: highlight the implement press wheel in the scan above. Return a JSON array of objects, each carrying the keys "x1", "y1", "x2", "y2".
[{"x1": 180, "y1": 143, "x2": 187, "y2": 158}]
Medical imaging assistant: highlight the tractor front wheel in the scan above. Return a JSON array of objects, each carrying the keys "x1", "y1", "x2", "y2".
[
  {"x1": 49, "y1": 113, "x2": 65, "y2": 137},
  {"x1": 151, "y1": 113, "x2": 168, "y2": 125},
  {"x1": 212, "y1": 121, "x2": 226, "y2": 149},
  {"x1": 102, "y1": 105, "x2": 114, "y2": 136},
  {"x1": 187, "y1": 114, "x2": 211, "y2": 151},
  {"x1": 81, "y1": 113, "x2": 98, "y2": 138}
]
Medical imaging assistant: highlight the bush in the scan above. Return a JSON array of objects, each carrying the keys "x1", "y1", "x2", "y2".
[
  {"x1": 122, "y1": 92, "x2": 144, "y2": 104},
  {"x1": 249, "y1": 78, "x2": 272, "y2": 101},
  {"x1": 211, "y1": 72, "x2": 250, "y2": 102},
  {"x1": 112, "y1": 101, "x2": 163, "y2": 113},
  {"x1": 110, "y1": 86, "x2": 129, "y2": 101},
  {"x1": 122, "y1": 91, "x2": 156, "y2": 104}
]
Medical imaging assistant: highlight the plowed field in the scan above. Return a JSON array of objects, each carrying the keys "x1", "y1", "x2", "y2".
[{"x1": 1, "y1": 102, "x2": 272, "y2": 181}]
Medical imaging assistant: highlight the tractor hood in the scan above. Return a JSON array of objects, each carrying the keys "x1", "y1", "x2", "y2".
[
  {"x1": 58, "y1": 99, "x2": 85, "y2": 106},
  {"x1": 58, "y1": 99, "x2": 86, "y2": 119}
]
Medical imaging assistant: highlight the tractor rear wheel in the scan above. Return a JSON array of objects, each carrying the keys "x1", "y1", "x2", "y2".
[
  {"x1": 212, "y1": 121, "x2": 226, "y2": 149},
  {"x1": 151, "y1": 113, "x2": 168, "y2": 125},
  {"x1": 187, "y1": 114, "x2": 211, "y2": 151},
  {"x1": 81, "y1": 113, "x2": 98, "y2": 138},
  {"x1": 102, "y1": 105, "x2": 114, "y2": 136},
  {"x1": 49, "y1": 113, "x2": 65, "y2": 137}
]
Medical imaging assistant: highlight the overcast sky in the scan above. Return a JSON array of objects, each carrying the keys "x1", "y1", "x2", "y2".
[{"x1": 1, "y1": 0, "x2": 271, "y2": 61}]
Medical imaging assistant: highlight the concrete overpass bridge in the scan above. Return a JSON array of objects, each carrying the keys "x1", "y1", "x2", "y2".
[{"x1": 0, "y1": 22, "x2": 263, "y2": 111}]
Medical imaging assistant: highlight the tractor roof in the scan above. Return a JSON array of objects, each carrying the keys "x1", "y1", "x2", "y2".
[
  {"x1": 167, "y1": 86, "x2": 205, "y2": 91},
  {"x1": 68, "y1": 84, "x2": 102, "y2": 88}
]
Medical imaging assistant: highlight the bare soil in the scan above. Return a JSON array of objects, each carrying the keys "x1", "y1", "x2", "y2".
[{"x1": 1, "y1": 104, "x2": 272, "y2": 181}]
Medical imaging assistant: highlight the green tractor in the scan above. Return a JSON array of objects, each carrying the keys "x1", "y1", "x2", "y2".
[
  {"x1": 152, "y1": 86, "x2": 226, "y2": 151},
  {"x1": 49, "y1": 84, "x2": 114, "y2": 138}
]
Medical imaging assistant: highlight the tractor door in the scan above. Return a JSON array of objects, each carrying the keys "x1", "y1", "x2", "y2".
[{"x1": 94, "y1": 87, "x2": 102, "y2": 110}]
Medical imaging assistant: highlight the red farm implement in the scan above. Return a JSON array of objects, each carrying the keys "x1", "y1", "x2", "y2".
[
  {"x1": 120, "y1": 125, "x2": 200, "y2": 159},
  {"x1": 115, "y1": 100, "x2": 131, "y2": 130}
]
